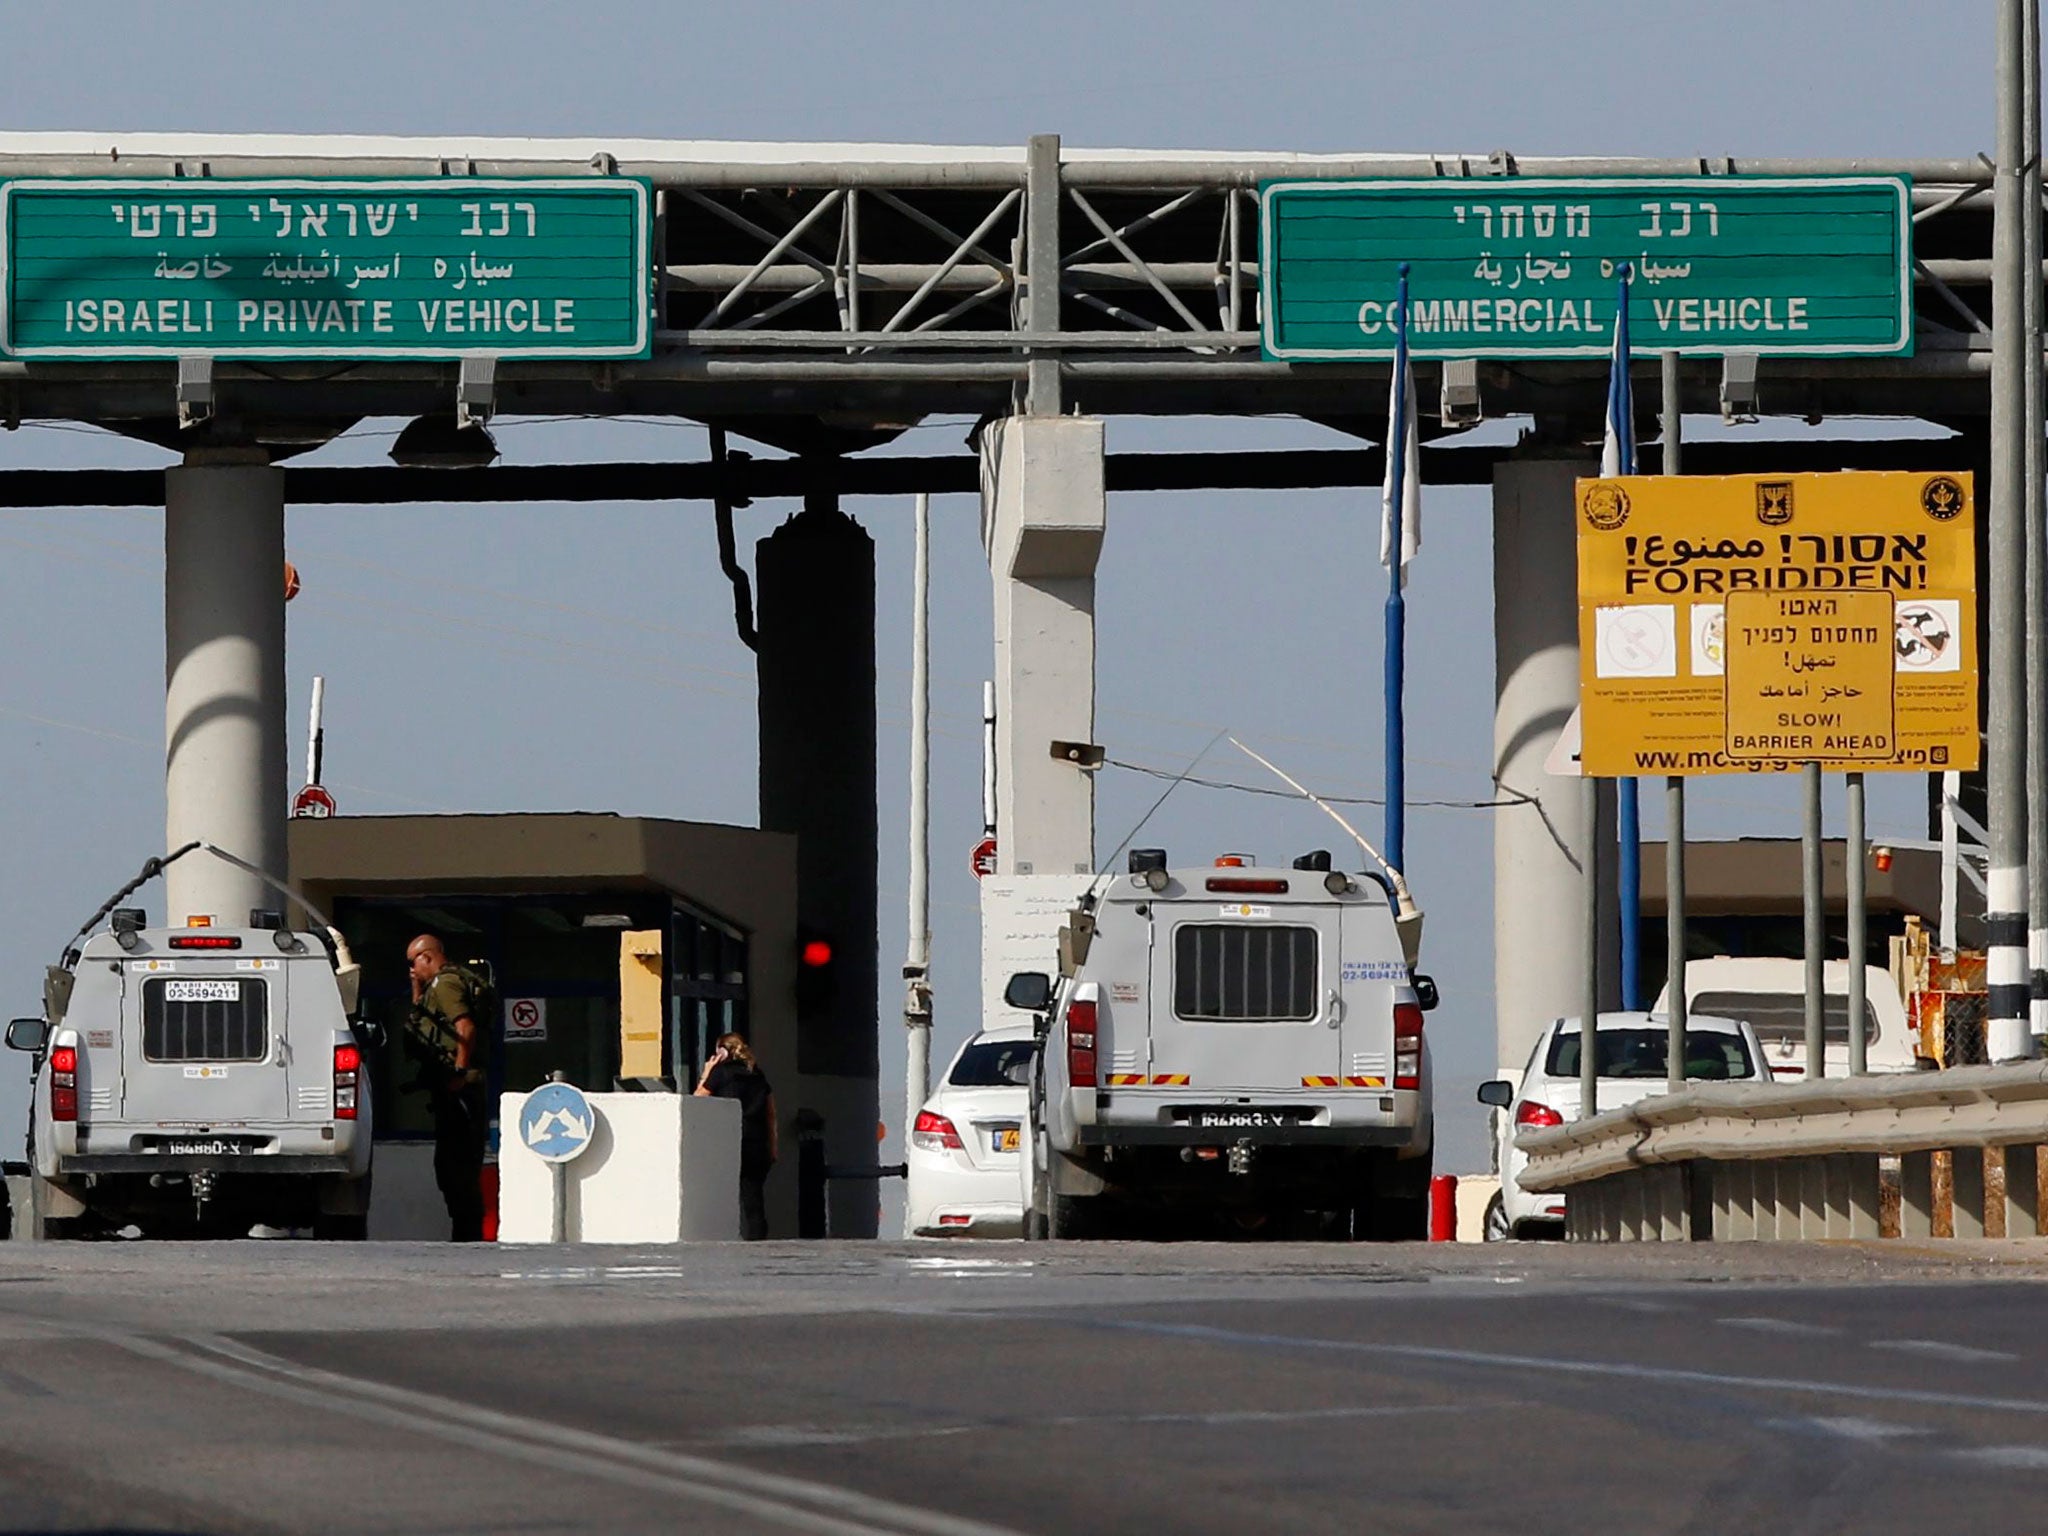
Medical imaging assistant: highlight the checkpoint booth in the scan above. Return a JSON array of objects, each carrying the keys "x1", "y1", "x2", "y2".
[{"x1": 288, "y1": 812, "x2": 799, "y2": 1239}]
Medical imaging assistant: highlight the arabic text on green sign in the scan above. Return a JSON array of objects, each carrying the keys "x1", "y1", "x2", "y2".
[
  {"x1": 0, "y1": 178, "x2": 651, "y2": 360},
  {"x1": 1259, "y1": 177, "x2": 1912, "y2": 361}
]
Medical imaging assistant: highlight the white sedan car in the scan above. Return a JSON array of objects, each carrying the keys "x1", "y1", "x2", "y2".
[
  {"x1": 1478, "y1": 1010, "x2": 1766, "y2": 1240},
  {"x1": 905, "y1": 1030, "x2": 1038, "y2": 1237}
]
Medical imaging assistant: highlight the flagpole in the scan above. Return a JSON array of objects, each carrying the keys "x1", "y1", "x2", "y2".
[
  {"x1": 1611, "y1": 263, "x2": 1644, "y2": 1011},
  {"x1": 1383, "y1": 263, "x2": 1410, "y2": 877}
]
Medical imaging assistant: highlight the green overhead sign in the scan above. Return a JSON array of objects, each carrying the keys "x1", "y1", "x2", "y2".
[
  {"x1": 1259, "y1": 176, "x2": 1913, "y2": 362},
  {"x1": 0, "y1": 177, "x2": 651, "y2": 360}
]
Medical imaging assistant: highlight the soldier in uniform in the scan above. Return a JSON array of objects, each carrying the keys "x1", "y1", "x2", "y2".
[{"x1": 405, "y1": 934, "x2": 491, "y2": 1242}]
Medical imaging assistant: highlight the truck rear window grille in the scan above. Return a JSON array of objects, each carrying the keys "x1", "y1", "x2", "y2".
[
  {"x1": 1173, "y1": 924, "x2": 1318, "y2": 1021},
  {"x1": 141, "y1": 977, "x2": 268, "y2": 1062}
]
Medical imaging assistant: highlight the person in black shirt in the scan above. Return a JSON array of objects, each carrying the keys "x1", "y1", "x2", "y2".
[{"x1": 694, "y1": 1033, "x2": 777, "y2": 1239}]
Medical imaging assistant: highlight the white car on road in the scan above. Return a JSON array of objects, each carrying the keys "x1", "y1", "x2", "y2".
[
  {"x1": 1477, "y1": 1010, "x2": 1765, "y2": 1240},
  {"x1": 906, "y1": 1030, "x2": 1038, "y2": 1237}
]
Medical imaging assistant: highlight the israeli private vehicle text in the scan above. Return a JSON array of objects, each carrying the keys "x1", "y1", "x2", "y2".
[
  {"x1": 8, "y1": 893, "x2": 373, "y2": 1240},
  {"x1": 1006, "y1": 848, "x2": 1438, "y2": 1240}
]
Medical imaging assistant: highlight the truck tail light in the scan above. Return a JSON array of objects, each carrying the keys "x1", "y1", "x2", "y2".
[
  {"x1": 1066, "y1": 998, "x2": 1099, "y2": 1088},
  {"x1": 1516, "y1": 1100, "x2": 1564, "y2": 1129},
  {"x1": 49, "y1": 1044, "x2": 78, "y2": 1122},
  {"x1": 1394, "y1": 1002, "x2": 1424, "y2": 1090},
  {"x1": 333, "y1": 1042, "x2": 361, "y2": 1121},
  {"x1": 911, "y1": 1109, "x2": 962, "y2": 1151}
]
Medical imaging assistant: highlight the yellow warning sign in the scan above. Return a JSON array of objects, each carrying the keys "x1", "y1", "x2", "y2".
[
  {"x1": 1577, "y1": 471, "x2": 1978, "y2": 777},
  {"x1": 1723, "y1": 590, "x2": 1895, "y2": 761}
]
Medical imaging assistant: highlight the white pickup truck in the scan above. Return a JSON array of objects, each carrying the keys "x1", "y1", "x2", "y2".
[
  {"x1": 8, "y1": 904, "x2": 372, "y2": 1240},
  {"x1": 1006, "y1": 849, "x2": 1438, "y2": 1240}
]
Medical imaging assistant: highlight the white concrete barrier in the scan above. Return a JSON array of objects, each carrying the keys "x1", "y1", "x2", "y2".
[{"x1": 498, "y1": 1092, "x2": 742, "y2": 1243}]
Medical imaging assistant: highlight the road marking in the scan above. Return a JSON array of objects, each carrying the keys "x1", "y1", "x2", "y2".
[
  {"x1": 901, "y1": 1257, "x2": 1034, "y2": 1269},
  {"x1": 1088, "y1": 1319, "x2": 2048, "y2": 1419},
  {"x1": 494, "y1": 1264, "x2": 687, "y2": 1282},
  {"x1": 1870, "y1": 1338, "x2": 2021, "y2": 1365},
  {"x1": 898, "y1": 1258, "x2": 1038, "y2": 1280},
  {"x1": 106, "y1": 1331, "x2": 1022, "y2": 1536},
  {"x1": 713, "y1": 1401, "x2": 1483, "y2": 1449},
  {"x1": 1717, "y1": 1317, "x2": 1840, "y2": 1337},
  {"x1": 1952, "y1": 1445, "x2": 2048, "y2": 1470},
  {"x1": 1770, "y1": 1416, "x2": 1926, "y2": 1444}
]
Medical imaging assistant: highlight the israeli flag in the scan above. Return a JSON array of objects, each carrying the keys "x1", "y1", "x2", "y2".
[
  {"x1": 1380, "y1": 300, "x2": 1422, "y2": 575},
  {"x1": 1601, "y1": 268, "x2": 1636, "y2": 477}
]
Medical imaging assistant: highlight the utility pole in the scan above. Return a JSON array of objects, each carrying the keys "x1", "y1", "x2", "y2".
[
  {"x1": 2023, "y1": 0, "x2": 2047, "y2": 1044},
  {"x1": 1988, "y1": 0, "x2": 2037, "y2": 1061},
  {"x1": 903, "y1": 493, "x2": 934, "y2": 1216}
]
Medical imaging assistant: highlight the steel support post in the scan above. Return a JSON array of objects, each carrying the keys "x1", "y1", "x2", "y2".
[
  {"x1": 1803, "y1": 762, "x2": 1827, "y2": 1077},
  {"x1": 1662, "y1": 350, "x2": 1687, "y2": 1094},
  {"x1": 163, "y1": 456, "x2": 288, "y2": 926},
  {"x1": 2024, "y1": 0, "x2": 2048, "y2": 1044},
  {"x1": 1025, "y1": 134, "x2": 1062, "y2": 416},
  {"x1": 1989, "y1": 0, "x2": 2037, "y2": 1061},
  {"x1": 1847, "y1": 772, "x2": 1869, "y2": 1075},
  {"x1": 903, "y1": 491, "x2": 933, "y2": 1236},
  {"x1": 1582, "y1": 774, "x2": 1602, "y2": 1120}
]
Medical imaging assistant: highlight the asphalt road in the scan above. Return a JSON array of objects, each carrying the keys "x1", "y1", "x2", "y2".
[{"x1": 6, "y1": 1238, "x2": 2048, "y2": 1535}]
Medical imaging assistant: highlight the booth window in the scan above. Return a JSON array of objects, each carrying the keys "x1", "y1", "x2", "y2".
[{"x1": 670, "y1": 907, "x2": 750, "y2": 1084}]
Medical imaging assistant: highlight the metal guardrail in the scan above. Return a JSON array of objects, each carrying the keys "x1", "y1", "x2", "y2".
[{"x1": 1517, "y1": 1063, "x2": 2048, "y2": 1242}]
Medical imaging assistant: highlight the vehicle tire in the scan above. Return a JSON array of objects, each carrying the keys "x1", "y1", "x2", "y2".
[
  {"x1": 1022, "y1": 1124, "x2": 1050, "y2": 1241},
  {"x1": 1352, "y1": 1153, "x2": 1433, "y2": 1242},
  {"x1": 28, "y1": 1176, "x2": 82, "y2": 1241},
  {"x1": 1046, "y1": 1188, "x2": 1092, "y2": 1240},
  {"x1": 1482, "y1": 1190, "x2": 1510, "y2": 1243}
]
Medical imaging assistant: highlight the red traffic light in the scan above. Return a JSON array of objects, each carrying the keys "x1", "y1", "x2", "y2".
[{"x1": 800, "y1": 938, "x2": 834, "y2": 969}]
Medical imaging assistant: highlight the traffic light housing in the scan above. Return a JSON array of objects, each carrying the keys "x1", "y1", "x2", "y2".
[{"x1": 796, "y1": 928, "x2": 837, "y2": 1019}]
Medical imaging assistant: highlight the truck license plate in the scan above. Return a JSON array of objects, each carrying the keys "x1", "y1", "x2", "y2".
[{"x1": 1189, "y1": 1108, "x2": 1287, "y2": 1130}]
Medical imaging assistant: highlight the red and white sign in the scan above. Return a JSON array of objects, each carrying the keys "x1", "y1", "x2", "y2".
[
  {"x1": 505, "y1": 997, "x2": 547, "y2": 1043},
  {"x1": 971, "y1": 835, "x2": 999, "y2": 879},
  {"x1": 291, "y1": 783, "x2": 337, "y2": 819}
]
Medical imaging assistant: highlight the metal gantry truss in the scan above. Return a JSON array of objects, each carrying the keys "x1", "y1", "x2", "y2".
[{"x1": 0, "y1": 136, "x2": 2022, "y2": 434}]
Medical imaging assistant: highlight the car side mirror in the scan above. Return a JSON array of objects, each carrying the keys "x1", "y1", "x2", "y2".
[
  {"x1": 5, "y1": 1018, "x2": 49, "y2": 1053},
  {"x1": 1413, "y1": 974, "x2": 1440, "y2": 1012},
  {"x1": 1476, "y1": 1079, "x2": 1514, "y2": 1109},
  {"x1": 1004, "y1": 971, "x2": 1052, "y2": 1012}
]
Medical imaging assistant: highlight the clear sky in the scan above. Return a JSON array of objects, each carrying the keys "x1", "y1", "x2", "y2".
[{"x1": 0, "y1": 1, "x2": 2002, "y2": 1183}]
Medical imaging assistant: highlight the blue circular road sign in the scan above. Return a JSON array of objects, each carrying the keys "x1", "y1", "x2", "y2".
[{"x1": 519, "y1": 1081, "x2": 595, "y2": 1164}]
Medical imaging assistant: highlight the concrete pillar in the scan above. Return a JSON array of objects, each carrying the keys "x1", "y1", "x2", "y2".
[
  {"x1": 979, "y1": 415, "x2": 1105, "y2": 878},
  {"x1": 164, "y1": 457, "x2": 288, "y2": 926},
  {"x1": 1652, "y1": 1165, "x2": 1686, "y2": 1241},
  {"x1": 2005, "y1": 1143, "x2": 2040, "y2": 1238},
  {"x1": 1717, "y1": 1162, "x2": 1760, "y2": 1242},
  {"x1": 1831, "y1": 1155, "x2": 1883, "y2": 1240},
  {"x1": 1951, "y1": 1147, "x2": 1987, "y2": 1238},
  {"x1": 1900, "y1": 1152, "x2": 1936, "y2": 1239},
  {"x1": 757, "y1": 491, "x2": 879, "y2": 1238},
  {"x1": 1492, "y1": 454, "x2": 1616, "y2": 1076}
]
